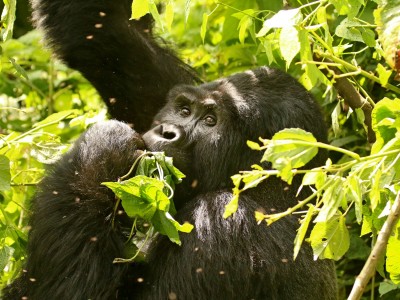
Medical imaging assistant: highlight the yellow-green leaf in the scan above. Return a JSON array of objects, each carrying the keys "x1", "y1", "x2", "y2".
[
  {"x1": 310, "y1": 214, "x2": 350, "y2": 260},
  {"x1": 131, "y1": 0, "x2": 150, "y2": 20},
  {"x1": 387, "y1": 222, "x2": 400, "y2": 284},
  {"x1": 294, "y1": 205, "x2": 316, "y2": 260}
]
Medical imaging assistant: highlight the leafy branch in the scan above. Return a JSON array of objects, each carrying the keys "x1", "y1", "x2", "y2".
[{"x1": 103, "y1": 152, "x2": 193, "y2": 263}]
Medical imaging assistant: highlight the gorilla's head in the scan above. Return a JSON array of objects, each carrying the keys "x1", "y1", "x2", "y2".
[{"x1": 143, "y1": 67, "x2": 327, "y2": 199}]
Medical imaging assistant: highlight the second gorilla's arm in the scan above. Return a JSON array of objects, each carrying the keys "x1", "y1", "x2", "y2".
[{"x1": 31, "y1": 0, "x2": 199, "y2": 131}]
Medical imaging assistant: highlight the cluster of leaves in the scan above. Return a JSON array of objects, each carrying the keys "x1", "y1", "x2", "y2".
[
  {"x1": 227, "y1": 99, "x2": 400, "y2": 297},
  {"x1": 103, "y1": 152, "x2": 193, "y2": 263}
]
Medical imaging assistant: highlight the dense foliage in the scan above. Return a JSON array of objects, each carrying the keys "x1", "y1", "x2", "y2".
[{"x1": 1, "y1": 0, "x2": 400, "y2": 299}]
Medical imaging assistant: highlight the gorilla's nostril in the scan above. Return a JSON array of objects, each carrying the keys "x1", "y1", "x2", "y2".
[{"x1": 163, "y1": 131, "x2": 176, "y2": 140}]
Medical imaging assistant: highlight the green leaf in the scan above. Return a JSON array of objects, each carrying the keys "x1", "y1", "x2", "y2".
[
  {"x1": 255, "y1": 210, "x2": 266, "y2": 223},
  {"x1": 223, "y1": 193, "x2": 239, "y2": 219},
  {"x1": 231, "y1": 174, "x2": 242, "y2": 187},
  {"x1": 369, "y1": 168, "x2": 382, "y2": 211},
  {"x1": 163, "y1": 155, "x2": 186, "y2": 183},
  {"x1": 0, "y1": 155, "x2": 11, "y2": 191},
  {"x1": 330, "y1": 0, "x2": 362, "y2": 19},
  {"x1": 262, "y1": 128, "x2": 318, "y2": 183},
  {"x1": 33, "y1": 110, "x2": 77, "y2": 128},
  {"x1": 237, "y1": 14, "x2": 253, "y2": 44},
  {"x1": 0, "y1": 246, "x2": 14, "y2": 271},
  {"x1": 387, "y1": 223, "x2": 400, "y2": 284},
  {"x1": 1, "y1": 0, "x2": 16, "y2": 41},
  {"x1": 371, "y1": 98, "x2": 400, "y2": 153},
  {"x1": 302, "y1": 171, "x2": 326, "y2": 188},
  {"x1": 241, "y1": 173, "x2": 266, "y2": 190},
  {"x1": 9, "y1": 58, "x2": 28, "y2": 79},
  {"x1": 131, "y1": 0, "x2": 150, "y2": 20},
  {"x1": 102, "y1": 176, "x2": 165, "y2": 220},
  {"x1": 165, "y1": 2, "x2": 174, "y2": 32},
  {"x1": 335, "y1": 18, "x2": 364, "y2": 43},
  {"x1": 361, "y1": 28, "x2": 376, "y2": 47},
  {"x1": 200, "y1": 13, "x2": 208, "y2": 43},
  {"x1": 141, "y1": 183, "x2": 170, "y2": 212},
  {"x1": 309, "y1": 214, "x2": 350, "y2": 260},
  {"x1": 149, "y1": 2, "x2": 163, "y2": 30},
  {"x1": 314, "y1": 177, "x2": 345, "y2": 222},
  {"x1": 184, "y1": 0, "x2": 191, "y2": 24},
  {"x1": 294, "y1": 205, "x2": 316, "y2": 260},
  {"x1": 167, "y1": 214, "x2": 194, "y2": 233},
  {"x1": 279, "y1": 26, "x2": 300, "y2": 69},
  {"x1": 376, "y1": 64, "x2": 392, "y2": 86},
  {"x1": 379, "y1": 281, "x2": 400, "y2": 296},
  {"x1": 346, "y1": 176, "x2": 363, "y2": 223},
  {"x1": 361, "y1": 214, "x2": 373, "y2": 236},
  {"x1": 257, "y1": 8, "x2": 302, "y2": 37},
  {"x1": 151, "y1": 210, "x2": 181, "y2": 245},
  {"x1": 247, "y1": 140, "x2": 261, "y2": 150}
]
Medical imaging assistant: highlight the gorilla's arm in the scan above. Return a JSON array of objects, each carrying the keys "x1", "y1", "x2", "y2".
[
  {"x1": 6, "y1": 121, "x2": 144, "y2": 299},
  {"x1": 31, "y1": 0, "x2": 199, "y2": 131}
]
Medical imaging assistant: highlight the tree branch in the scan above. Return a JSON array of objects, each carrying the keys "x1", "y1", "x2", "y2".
[
  {"x1": 348, "y1": 191, "x2": 400, "y2": 300},
  {"x1": 328, "y1": 66, "x2": 376, "y2": 143}
]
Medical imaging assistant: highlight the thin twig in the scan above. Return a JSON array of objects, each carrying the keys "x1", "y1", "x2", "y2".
[{"x1": 348, "y1": 191, "x2": 400, "y2": 300}]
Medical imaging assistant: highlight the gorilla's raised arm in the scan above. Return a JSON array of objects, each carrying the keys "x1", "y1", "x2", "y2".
[
  {"x1": 31, "y1": 0, "x2": 199, "y2": 131},
  {"x1": 4, "y1": 121, "x2": 144, "y2": 299}
]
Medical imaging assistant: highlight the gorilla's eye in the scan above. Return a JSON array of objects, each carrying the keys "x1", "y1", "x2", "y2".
[
  {"x1": 180, "y1": 107, "x2": 191, "y2": 117},
  {"x1": 204, "y1": 115, "x2": 217, "y2": 126}
]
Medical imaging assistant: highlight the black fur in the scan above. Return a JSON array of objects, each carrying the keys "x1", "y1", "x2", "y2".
[
  {"x1": 3, "y1": 1, "x2": 338, "y2": 299},
  {"x1": 30, "y1": 0, "x2": 199, "y2": 132}
]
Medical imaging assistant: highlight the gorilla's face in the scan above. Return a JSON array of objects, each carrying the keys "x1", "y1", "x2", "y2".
[{"x1": 142, "y1": 81, "x2": 257, "y2": 196}]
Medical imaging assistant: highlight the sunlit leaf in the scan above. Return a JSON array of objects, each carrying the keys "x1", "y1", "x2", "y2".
[
  {"x1": 200, "y1": 13, "x2": 208, "y2": 43},
  {"x1": 131, "y1": 0, "x2": 150, "y2": 20},
  {"x1": 0, "y1": 155, "x2": 11, "y2": 191},
  {"x1": 387, "y1": 222, "x2": 400, "y2": 284},
  {"x1": 280, "y1": 26, "x2": 300, "y2": 69},
  {"x1": 1, "y1": 0, "x2": 16, "y2": 41},
  {"x1": 310, "y1": 214, "x2": 350, "y2": 260},
  {"x1": 165, "y1": 2, "x2": 174, "y2": 32},
  {"x1": 33, "y1": 110, "x2": 77, "y2": 128},
  {"x1": 257, "y1": 8, "x2": 302, "y2": 37},
  {"x1": 223, "y1": 193, "x2": 239, "y2": 219},
  {"x1": 262, "y1": 128, "x2": 318, "y2": 183},
  {"x1": 315, "y1": 177, "x2": 345, "y2": 222},
  {"x1": 294, "y1": 205, "x2": 316, "y2": 260}
]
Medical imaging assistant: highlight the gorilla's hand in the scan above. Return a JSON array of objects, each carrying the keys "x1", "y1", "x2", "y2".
[{"x1": 70, "y1": 120, "x2": 145, "y2": 187}]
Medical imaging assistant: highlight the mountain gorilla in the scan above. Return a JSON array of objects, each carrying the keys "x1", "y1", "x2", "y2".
[{"x1": 4, "y1": 0, "x2": 338, "y2": 299}]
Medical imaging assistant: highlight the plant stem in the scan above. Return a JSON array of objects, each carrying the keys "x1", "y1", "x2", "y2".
[
  {"x1": 348, "y1": 191, "x2": 400, "y2": 300},
  {"x1": 315, "y1": 50, "x2": 400, "y2": 94}
]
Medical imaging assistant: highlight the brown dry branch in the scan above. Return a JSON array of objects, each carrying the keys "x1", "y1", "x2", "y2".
[
  {"x1": 321, "y1": 64, "x2": 376, "y2": 143},
  {"x1": 348, "y1": 191, "x2": 400, "y2": 300},
  {"x1": 329, "y1": 66, "x2": 376, "y2": 143}
]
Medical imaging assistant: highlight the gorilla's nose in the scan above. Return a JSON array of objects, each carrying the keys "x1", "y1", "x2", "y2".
[
  {"x1": 143, "y1": 124, "x2": 185, "y2": 148},
  {"x1": 159, "y1": 124, "x2": 181, "y2": 141}
]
